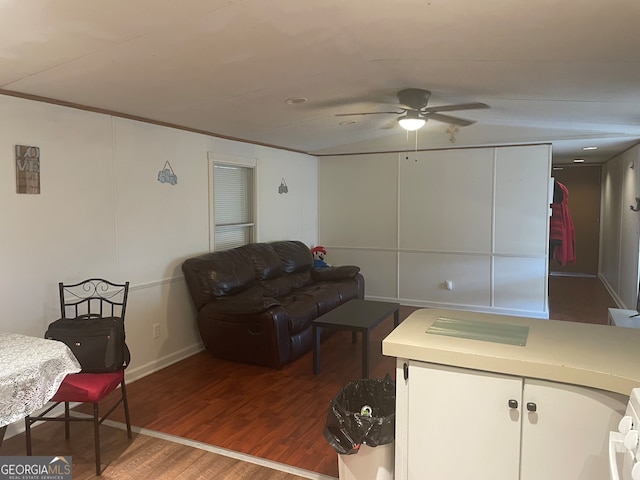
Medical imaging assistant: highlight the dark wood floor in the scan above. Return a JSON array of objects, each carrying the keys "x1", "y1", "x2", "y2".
[
  {"x1": 5, "y1": 276, "x2": 618, "y2": 478},
  {"x1": 547, "y1": 274, "x2": 618, "y2": 324}
]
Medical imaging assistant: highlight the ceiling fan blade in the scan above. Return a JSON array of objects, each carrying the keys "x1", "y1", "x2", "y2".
[
  {"x1": 311, "y1": 88, "x2": 401, "y2": 109},
  {"x1": 335, "y1": 111, "x2": 402, "y2": 116},
  {"x1": 426, "y1": 112, "x2": 476, "y2": 127},
  {"x1": 381, "y1": 118, "x2": 398, "y2": 130},
  {"x1": 422, "y1": 102, "x2": 489, "y2": 114}
]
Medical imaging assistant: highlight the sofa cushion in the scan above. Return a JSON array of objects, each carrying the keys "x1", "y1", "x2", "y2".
[
  {"x1": 317, "y1": 279, "x2": 361, "y2": 304},
  {"x1": 295, "y1": 285, "x2": 343, "y2": 315},
  {"x1": 271, "y1": 240, "x2": 313, "y2": 273},
  {"x1": 286, "y1": 271, "x2": 312, "y2": 290},
  {"x1": 261, "y1": 276, "x2": 292, "y2": 297},
  {"x1": 200, "y1": 285, "x2": 280, "y2": 314},
  {"x1": 243, "y1": 243, "x2": 283, "y2": 280},
  {"x1": 276, "y1": 297, "x2": 317, "y2": 335},
  {"x1": 182, "y1": 248, "x2": 256, "y2": 310}
]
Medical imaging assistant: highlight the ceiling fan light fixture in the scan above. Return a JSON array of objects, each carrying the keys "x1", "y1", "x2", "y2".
[{"x1": 398, "y1": 111, "x2": 426, "y2": 131}]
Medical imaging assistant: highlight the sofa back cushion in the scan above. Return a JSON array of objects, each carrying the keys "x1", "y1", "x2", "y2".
[
  {"x1": 242, "y1": 242, "x2": 293, "y2": 297},
  {"x1": 271, "y1": 240, "x2": 313, "y2": 273},
  {"x1": 182, "y1": 247, "x2": 256, "y2": 311},
  {"x1": 261, "y1": 277, "x2": 293, "y2": 298},
  {"x1": 243, "y1": 243, "x2": 283, "y2": 280}
]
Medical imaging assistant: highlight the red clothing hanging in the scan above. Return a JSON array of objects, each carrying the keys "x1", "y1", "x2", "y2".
[{"x1": 549, "y1": 181, "x2": 576, "y2": 265}]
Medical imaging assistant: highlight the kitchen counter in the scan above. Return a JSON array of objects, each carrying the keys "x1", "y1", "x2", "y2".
[{"x1": 382, "y1": 308, "x2": 640, "y2": 395}]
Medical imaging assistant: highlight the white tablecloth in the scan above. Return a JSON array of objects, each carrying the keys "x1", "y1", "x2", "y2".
[{"x1": 0, "y1": 332, "x2": 81, "y2": 427}]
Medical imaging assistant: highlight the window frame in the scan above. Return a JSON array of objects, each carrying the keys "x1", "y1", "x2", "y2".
[{"x1": 208, "y1": 153, "x2": 257, "y2": 252}]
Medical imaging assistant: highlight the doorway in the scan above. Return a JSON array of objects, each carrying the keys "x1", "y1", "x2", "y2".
[{"x1": 549, "y1": 165, "x2": 602, "y2": 276}]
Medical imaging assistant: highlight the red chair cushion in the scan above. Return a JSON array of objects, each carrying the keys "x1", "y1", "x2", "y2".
[{"x1": 51, "y1": 371, "x2": 124, "y2": 403}]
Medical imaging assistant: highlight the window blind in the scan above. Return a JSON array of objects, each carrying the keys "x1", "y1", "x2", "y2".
[{"x1": 213, "y1": 164, "x2": 254, "y2": 250}]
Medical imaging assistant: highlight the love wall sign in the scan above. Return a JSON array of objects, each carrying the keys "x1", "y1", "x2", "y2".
[{"x1": 15, "y1": 145, "x2": 40, "y2": 194}]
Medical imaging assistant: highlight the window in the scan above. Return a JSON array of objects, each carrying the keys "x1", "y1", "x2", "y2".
[{"x1": 212, "y1": 163, "x2": 255, "y2": 251}]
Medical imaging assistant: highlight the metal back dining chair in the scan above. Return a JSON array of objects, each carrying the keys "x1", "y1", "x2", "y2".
[{"x1": 25, "y1": 278, "x2": 132, "y2": 476}]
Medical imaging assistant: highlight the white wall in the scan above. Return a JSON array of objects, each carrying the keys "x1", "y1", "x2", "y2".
[
  {"x1": 318, "y1": 153, "x2": 399, "y2": 298},
  {"x1": 0, "y1": 94, "x2": 318, "y2": 384},
  {"x1": 600, "y1": 145, "x2": 640, "y2": 308},
  {"x1": 318, "y1": 144, "x2": 552, "y2": 317},
  {"x1": 255, "y1": 146, "x2": 318, "y2": 245}
]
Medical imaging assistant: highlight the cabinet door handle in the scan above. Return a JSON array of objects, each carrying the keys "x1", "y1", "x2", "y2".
[
  {"x1": 508, "y1": 399, "x2": 518, "y2": 409},
  {"x1": 526, "y1": 402, "x2": 537, "y2": 412}
]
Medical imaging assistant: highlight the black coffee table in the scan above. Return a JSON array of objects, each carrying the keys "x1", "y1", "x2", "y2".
[{"x1": 312, "y1": 299, "x2": 400, "y2": 378}]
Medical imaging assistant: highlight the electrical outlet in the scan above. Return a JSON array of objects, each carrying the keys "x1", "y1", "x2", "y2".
[{"x1": 153, "y1": 323, "x2": 160, "y2": 339}]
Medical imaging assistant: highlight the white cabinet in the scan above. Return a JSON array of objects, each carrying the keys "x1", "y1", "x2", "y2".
[
  {"x1": 608, "y1": 308, "x2": 640, "y2": 328},
  {"x1": 519, "y1": 379, "x2": 626, "y2": 479},
  {"x1": 402, "y1": 361, "x2": 521, "y2": 480},
  {"x1": 395, "y1": 360, "x2": 626, "y2": 480}
]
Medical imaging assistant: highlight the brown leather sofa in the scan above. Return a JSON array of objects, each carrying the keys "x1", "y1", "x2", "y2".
[{"x1": 182, "y1": 240, "x2": 365, "y2": 368}]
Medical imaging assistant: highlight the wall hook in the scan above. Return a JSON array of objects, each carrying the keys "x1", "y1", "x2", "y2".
[
  {"x1": 631, "y1": 197, "x2": 640, "y2": 212},
  {"x1": 446, "y1": 124, "x2": 459, "y2": 143},
  {"x1": 157, "y1": 161, "x2": 177, "y2": 185},
  {"x1": 278, "y1": 178, "x2": 288, "y2": 194}
]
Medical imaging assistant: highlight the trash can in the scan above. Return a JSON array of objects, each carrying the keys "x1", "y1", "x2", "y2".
[{"x1": 323, "y1": 375, "x2": 395, "y2": 480}]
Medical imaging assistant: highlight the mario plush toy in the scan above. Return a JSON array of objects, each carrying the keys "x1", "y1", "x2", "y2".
[{"x1": 311, "y1": 245, "x2": 330, "y2": 268}]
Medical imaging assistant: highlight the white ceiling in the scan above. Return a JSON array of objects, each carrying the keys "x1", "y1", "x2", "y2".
[{"x1": 2, "y1": 0, "x2": 640, "y2": 164}]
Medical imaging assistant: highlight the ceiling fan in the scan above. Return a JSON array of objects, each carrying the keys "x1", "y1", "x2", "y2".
[{"x1": 335, "y1": 88, "x2": 489, "y2": 131}]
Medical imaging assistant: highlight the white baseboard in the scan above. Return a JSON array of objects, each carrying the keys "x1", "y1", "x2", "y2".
[
  {"x1": 598, "y1": 273, "x2": 626, "y2": 309},
  {"x1": 124, "y1": 342, "x2": 205, "y2": 383}
]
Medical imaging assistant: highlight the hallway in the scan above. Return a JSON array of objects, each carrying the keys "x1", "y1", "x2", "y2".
[{"x1": 548, "y1": 274, "x2": 619, "y2": 325}]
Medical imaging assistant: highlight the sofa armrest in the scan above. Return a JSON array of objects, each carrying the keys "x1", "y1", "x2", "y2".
[{"x1": 311, "y1": 265, "x2": 360, "y2": 282}]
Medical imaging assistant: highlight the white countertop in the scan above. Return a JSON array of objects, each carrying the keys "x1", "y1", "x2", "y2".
[{"x1": 382, "y1": 309, "x2": 640, "y2": 396}]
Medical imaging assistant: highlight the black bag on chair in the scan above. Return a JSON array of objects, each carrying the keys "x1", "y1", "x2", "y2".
[{"x1": 46, "y1": 316, "x2": 131, "y2": 373}]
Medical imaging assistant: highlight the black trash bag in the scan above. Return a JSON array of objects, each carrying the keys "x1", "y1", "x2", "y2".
[{"x1": 323, "y1": 374, "x2": 395, "y2": 455}]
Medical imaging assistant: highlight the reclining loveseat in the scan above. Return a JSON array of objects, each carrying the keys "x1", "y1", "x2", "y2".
[{"x1": 182, "y1": 240, "x2": 365, "y2": 368}]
